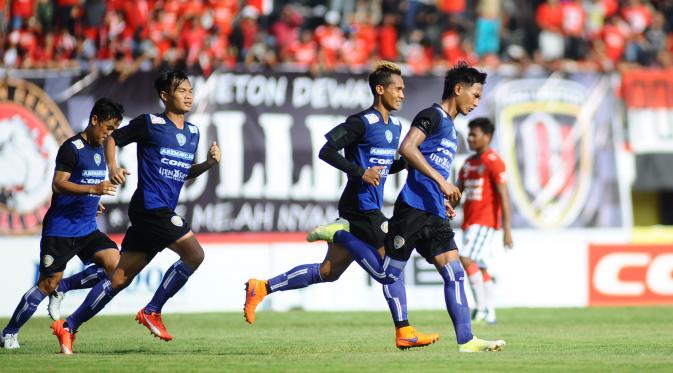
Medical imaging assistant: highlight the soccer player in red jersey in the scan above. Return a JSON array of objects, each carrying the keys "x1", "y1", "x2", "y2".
[{"x1": 456, "y1": 117, "x2": 513, "y2": 324}]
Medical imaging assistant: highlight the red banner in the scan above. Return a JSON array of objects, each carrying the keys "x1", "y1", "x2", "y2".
[{"x1": 588, "y1": 244, "x2": 673, "y2": 306}]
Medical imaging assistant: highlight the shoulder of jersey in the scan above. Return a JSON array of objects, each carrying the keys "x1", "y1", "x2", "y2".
[
  {"x1": 71, "y1": 138, "x2": 85, "y2": 150},
  {"x1": 486, "y1": 151, "x2": 503, "y2": 163},
  {"x1": 187, "y1": 123, "x2": 199, "y2": 134},
  {"x1": 390, "y1": 115, "x2": 401, "y2": 126},
  {"x1": 149, "y1": 113, "x2": 166, "y2": 125},
  {"x1": 363, "y1": 112, "x2": 379, "y2": 125},
  {"x1": 433, "y1": 106, "x2": 448, "y2": 118}
]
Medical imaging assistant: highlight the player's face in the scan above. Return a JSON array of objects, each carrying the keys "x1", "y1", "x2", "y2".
[
  {"x1": 467, "y1": 126, "x2": 490, "y2": 151},
  {"x1": 380, "y1": 74, "x2": 405, "y2": 112},
  {"x1": 165, "y1": 79, "x2": 193, "y2": 114},
  {"x1": 456, "y1": 83, "x2": 483, "y2": 116},
  {"x1": 91, "y1": 116, "x2": 121, "y2": 146}
]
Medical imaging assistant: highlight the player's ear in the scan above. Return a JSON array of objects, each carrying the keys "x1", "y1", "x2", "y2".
[
  {"x1": 90, "y1": 114, "x2": 98, "y2": 127},
  {"x1": 453, "y1": 83, "x2": 463, "y2": 97},
  {"x1": 375, "y1": 84, "x2": 385, "y2": 96}
]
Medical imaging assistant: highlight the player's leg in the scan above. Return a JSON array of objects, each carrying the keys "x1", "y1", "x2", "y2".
[
  {"x1": 244, "y1": 243, "x2": 349, "y2": 324},
  {"x1": 53, "y1": 251, "x2": 148, "y2": 354},
  {"x1": 1, "y1": 272, "x2": 62, "y2": 349},
  {"x1": 430, "y1": 238, "x2": 505, "y2": 352},
  {"x1": 461, "y1": 225, "x2": 490, "y2": 322},
  {"x1": 49, "y1": 240, "x2": 119, "y2": 321},
  {"x1": 143, "y1": 231, "x2": 203, "y2": 316},
  {"x1": 481, "y1": 267, "x2": 497, "y2": 324}
]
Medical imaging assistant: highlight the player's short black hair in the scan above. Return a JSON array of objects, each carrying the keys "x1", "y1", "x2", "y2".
[
  {"x1": 89, "y1": 98, "x2": 124, "y2": 124},
  {"x1": 442, "y1": 61, "x2": 487, "y2": 100},
  {"x1": 154, "y1": 70, "x2": 190, "y2": 98},
  {"x1": 368, "y1": 61, "x2": 402, "y2": 95},
  {"x1": 468, "y1": 117, "x2": 495, "y2": 136}
]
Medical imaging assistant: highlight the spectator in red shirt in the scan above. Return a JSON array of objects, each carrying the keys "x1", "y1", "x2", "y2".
[
  {"x1": 270, "y1": 4, "x2": 302, "y2": 56},
  {"x1": 536, "y1": 0, "x2": 565, "y2": 61},
  {"x1": 285, "y1": 28, "x2": 318, "y2": 72},
  {"x1": 315, "y1": 11, "x2": 344, "y2": 71},
  {"x1": 11, "y1": 0, "x2": 34, "y2": 30},
  {"x1": 562, "y1": 0, "x2": 587, "y2": 60},
  {"x1": 378, "y1": 13, "x2": 398, "y2": 61}
]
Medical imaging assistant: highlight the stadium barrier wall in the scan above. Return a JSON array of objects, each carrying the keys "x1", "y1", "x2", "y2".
[{"x1": 3, "y1": 228, "x2": 654, "y2": 317}]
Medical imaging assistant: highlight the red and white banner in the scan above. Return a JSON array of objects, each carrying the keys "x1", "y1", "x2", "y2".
[{"x1": 589, "y1": 244, "x2": 673, "y2": 306}]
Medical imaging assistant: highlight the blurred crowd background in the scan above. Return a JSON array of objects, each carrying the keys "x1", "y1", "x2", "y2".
[{"x1": 1, "y1": 0, "x2": 673, "y2": 77}]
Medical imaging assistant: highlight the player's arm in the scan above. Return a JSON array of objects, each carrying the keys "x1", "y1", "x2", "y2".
[
  {"x1": 494, "y1": 169, "x2": 513, "y2": 249},
  {"x1": 398, "y1": 113, "x2": 461, "y2": 203},
  {"x1": 186, "y1": 141, "x2": 220, "y2": 180},
  {"x1": 388, "y1": 157, "x2": 407, "y2": 174},
  {"x1": 106, "y1": 116, "x2": 148, "y2": 184},
  {"x1": 319, "y1": 116, "x2": 383, "y2": 186},
  {"x1": 450, "y1": 164, "x2": 467, "y2": 208},
  {"x1": 52, "y1": 145, "x2": 116, "y2": 196}
]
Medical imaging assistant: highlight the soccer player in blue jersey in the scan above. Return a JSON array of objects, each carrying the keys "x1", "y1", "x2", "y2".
[
  {"x1": 308, "y1": 62, "x2": 506, "y2": 352},
  {"x1": 244, "y1": 61, "x2": 439, "y2": 349},
  {"x1": 50, "y1": 70, "x2": 221, "y2": 354},
  {"x1": 1, "y1": 98, "x2": 124, "y2": 350}
]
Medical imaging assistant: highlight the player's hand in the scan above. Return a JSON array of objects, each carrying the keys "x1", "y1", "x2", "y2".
[
  {"x1": 96, "y1": 203, "x2": 105, "y2": 217},
  {"x1": 207, "y1": 141, "x2": 221, "y2": 165},
  {"x1": 503, "y1": 229, "x2": 513, "y2": 249},
  {"x1": 109, "y1": 167, "x2": 131, "y2": 185},
  {"x1": 444, "y1": 200, "x2": 456, "y2": 220},
  {"x1": 362, "y1": 166, "x2": 385, "y2": 186},
  {"x1": 94, "y1": 180, "x2": 117, "y2": 196},
  {"x1": 439, "y1": 180, "x2": 461, "y2": 202}
]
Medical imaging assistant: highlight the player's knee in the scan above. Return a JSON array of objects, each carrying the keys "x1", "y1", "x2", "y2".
[
  {"x1": 110, "y1": 272, "x2": 132, "y2": 290},
  {"x1": 320, "y1": 267, "x2": 342, "y2": 282},
  {"x1": 38, "y1": 277, "x2": 59, "y2": 294}
]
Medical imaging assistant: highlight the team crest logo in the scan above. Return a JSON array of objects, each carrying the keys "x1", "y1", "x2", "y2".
[
  {"x1": 380, "y1": 221, "x2": 388, "y2": 234},
  {"x1": 0, "y1": 78, "x2": 73, "y2": 234},
  {"x1": 94, "y1": 153, "x2": 101, "y2": 166},
  {"x1": 42, "y1": 255, "x2": 54, "y2": 268},
  {"x1": 176, "y1": 133, "x2": 186, "y2": 146},
  {"x1": 495, "y1": 78, "x2": 606, "y2": 228},
  {"x1": 385, "y1": 130, "x2": 393, "y2": 144},
  {"x1": 171, "y1": 215, "x2": 184, "y2": 227},
  {"x1": 393, "y1": 235, "x2": 405, "y2": 249}
]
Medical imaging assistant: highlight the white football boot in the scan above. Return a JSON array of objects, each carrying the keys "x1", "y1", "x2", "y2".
[
  {"x1": 48, "y1": 291, "x2": 65, "y2": 321},
  {"x1": 1, "y1": 333, "x2": 20, "y2": 349}
]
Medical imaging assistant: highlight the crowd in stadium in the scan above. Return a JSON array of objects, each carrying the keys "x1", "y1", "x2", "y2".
[{"x1": 1, "y1": 0, "x2": 673, "y2": 76}]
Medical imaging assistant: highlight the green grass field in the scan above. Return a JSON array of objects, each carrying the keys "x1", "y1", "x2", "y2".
[{"x1": 1, "y1": 307, "x2": 672, "y2": 372}]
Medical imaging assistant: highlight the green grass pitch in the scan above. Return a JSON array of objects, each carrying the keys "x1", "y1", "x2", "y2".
[{"x1": 1, "y1": 307, "x2": 672, "y2": 372}]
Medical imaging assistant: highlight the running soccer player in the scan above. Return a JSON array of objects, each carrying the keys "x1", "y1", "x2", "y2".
[
  {"x1": 307, "y1": 62, "x2": 506, "y2": 352},
  {"x1": 50, "y1": 70, "x2": 221, "y2": 354},
  {"x1": 1, "y1": 98, "x2": 124, "y2": 350},
  {"x1": 456, "y1": 117, "x2": 512, "y2": 325},
  {"x1": 244, "y1": 61, "x2": 439, "y2": 349}
]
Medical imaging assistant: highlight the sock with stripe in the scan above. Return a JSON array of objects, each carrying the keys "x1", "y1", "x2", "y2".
[
  {"x1": 333, "y1": 231, "x2": 404, "y2": 284},
  {"x1": 66, "y1": 278, "x2": 118, "y2": 331},
  {"x1": 383, "y1": 276, "x2": 409, "y2": 328},
  {"x1": 2, "y1": 286, "x2": 47, "y2": 335},
  {"x1": 438, "y1": 260, "x2": 473, "y2": 344},
  {"x1": 57, "y1": 265, "x2": 107, "y2": 293},
  {"x1": 267, "y1": 263, "x2": 322, "y2": 293},
  {"x1": 466, "y1": 262, "x2": 486, "y2": 311},
  {"x1": 145, "y1": 260, "x2": 193, "y2": 314}
]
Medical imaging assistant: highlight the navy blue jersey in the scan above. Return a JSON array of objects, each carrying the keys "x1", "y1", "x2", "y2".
[
  {"x1": 112, "y1": 113, "x2": 199, "y2": 211},
  {"x1": 399, "y1": 104, "x2": 458, "y2": 218},
  {"x1": 42, "y1": 133, "x2": 107, "y2": 237},
  {"x1": 325, "y1": 107, "x2": 402, "y2": 212}
]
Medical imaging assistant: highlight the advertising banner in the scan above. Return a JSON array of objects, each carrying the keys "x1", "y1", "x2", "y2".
[
  {"x1": 0, "y1": 71, "x2": 629, "y2": 234},
  {"x1": 588, "y1": 244, "x2": 673, "y2": 306}
]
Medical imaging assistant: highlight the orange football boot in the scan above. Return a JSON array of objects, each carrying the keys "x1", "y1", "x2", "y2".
[
  {"x1": 244, "y1": 279, "x2": 268, "y2": 324},
  {"x1": 395, "y1": 326, "x2": 440, "y2": 350},
  {"x1": 51, "y1": 320, "x2": 75, "y2": 355},
  {"x1": 135, "y1": 307, "x2": 173, "y2": 341}
]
